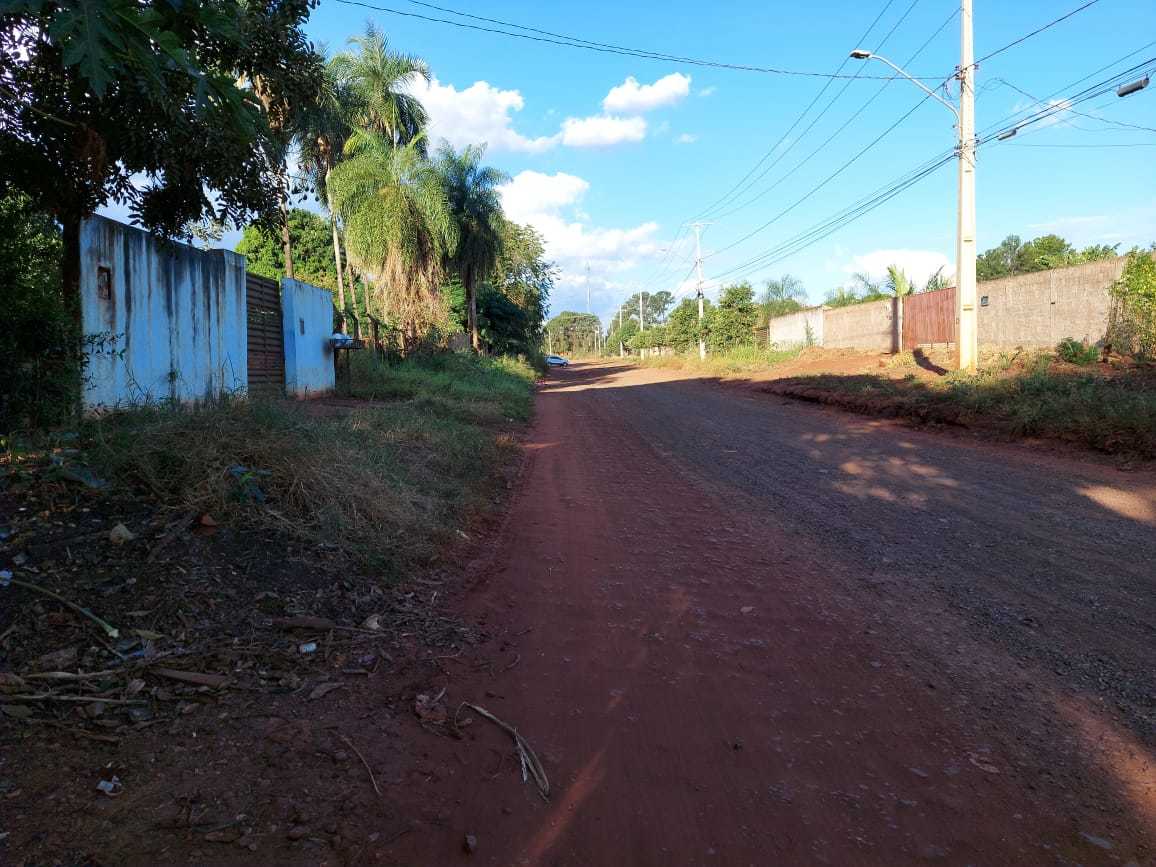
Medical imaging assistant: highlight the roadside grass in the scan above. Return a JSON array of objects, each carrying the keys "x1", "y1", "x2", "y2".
[
  {"x1": 37, "y1": 353, "x2": 535, "y2": 575},
  {"x1": 771, "y1": 354, "x2": 1156, "y2": 458},
  {"x1": 638, "y1": 345, "x2": 802, "y2": 375}
]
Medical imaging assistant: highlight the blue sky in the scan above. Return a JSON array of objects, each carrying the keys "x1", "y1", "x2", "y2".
[{"x1": 126, "y1": 0, "x2": 1156, "y2": 323}]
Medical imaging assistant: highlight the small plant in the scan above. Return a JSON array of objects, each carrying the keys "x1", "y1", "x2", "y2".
[{"x1": 1056, "y1": 337, "x2": 1099, "y2": 366}]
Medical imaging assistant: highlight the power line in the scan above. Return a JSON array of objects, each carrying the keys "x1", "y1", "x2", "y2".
[
  {"x1": 705, "y1": 88, "x2": 939, "y2": 261},
  {"x1": 1005, "y1": 141, "x2": 1156, "y2": 148},
  {"x1": 974, "y1": 0, "x2": 1103, "y2": 66},
  {"x1": 706, "y1": 59, "x2": 1155, "y2": 283},
  {"x1": 707, "y1": 6, "x2": 959, "y2": 222},
  {"x1": 986, "y1": 77, "x2": 1156, "y2": 134},
  {"x1": 689, "y1": 0, "x2": 904, "y2": 221},
  {"x1": 330, "y1": 0, "x2": 945, "y2": 80}
]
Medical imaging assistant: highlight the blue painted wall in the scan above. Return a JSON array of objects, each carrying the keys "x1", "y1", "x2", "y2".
[
  {"x1": 281, "y1": 277, "x2": 336, "y2": 398},
  {"x1": 80, "y1": 215, "x2": 247, "y2": 410}
]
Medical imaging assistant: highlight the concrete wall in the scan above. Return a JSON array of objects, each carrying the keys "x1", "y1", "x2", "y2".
[
  {"x1": 281, "y1": 277, "x2": 336, "y2": 398},
  {"x1": 977, "y1": 257, "x2": 1125, "y2": 349},
  {"x1": 80, "y1": 215, "x2": 247, "y2": 410},
  {"x1": 768, "y1": 306, "x2": 825, "y2": 348},
  {"x1": 822, "y1": 297, "x2": 897, "y2": 352}
]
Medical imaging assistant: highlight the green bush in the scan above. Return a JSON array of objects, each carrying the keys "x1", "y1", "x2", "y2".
[
  {"x1": 1056, "y1": 337, "x2": 1100, "y2": 366},
  {"x1": 1107, "y1": 248, "x2": 1156, "y2": 359},
  {"x1": 0, "y1": 193, "x2": 82, "y2": 431}
]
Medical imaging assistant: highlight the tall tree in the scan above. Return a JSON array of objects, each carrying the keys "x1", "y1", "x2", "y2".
[
  {"x1": 328, "y1": 131, "x2": 455, "y2": 348},
  {"x1": 0, "y1": 0, "x2": 323, "y2": 318},
  {"x1": 297, "y1": 62, "x2": 357, "y2": 313},
  {"x1": 331, "y1": 24, "x2": 430, "y2": 151},
  {"x1": 236, "y1": 208, "x2": 338, "y2": 292},
  {"x1": 710, "y1": 282, "x2": 759, "y2": 350},
  {"x1": 761, "y1": 274, "x2": 807, "y2": 320},
  {"x1": 435, "y1": 143, "x2": 508, "y2": 352}
]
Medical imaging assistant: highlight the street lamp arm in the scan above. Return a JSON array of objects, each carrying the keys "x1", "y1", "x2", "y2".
[{"x1": 851, "y1": 51, "x2": 960, "y2": 122}]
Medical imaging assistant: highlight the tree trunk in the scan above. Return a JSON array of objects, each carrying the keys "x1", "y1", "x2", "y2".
[
  {"x1": 280, "y1": 193, "x2": 294, "y2": 279},
  {"x1": 329, "y1": 205, "x2": 346, "y2": 329},
  {"x1": 466, "y1": 268, "x2": 480, "y2": 352}
]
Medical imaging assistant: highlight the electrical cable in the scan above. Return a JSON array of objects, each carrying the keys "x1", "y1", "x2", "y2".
[{"x1": 330, "y1": 0, "x2": 945, "y2": 80}]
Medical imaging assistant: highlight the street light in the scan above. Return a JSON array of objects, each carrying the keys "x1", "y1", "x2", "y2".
[
  {"x1": 849, "y1": 1, "x2": 978, "y2": 373},
  {"x1": 1117, "y1": 76, "x2": 1149, "y2": 98}
]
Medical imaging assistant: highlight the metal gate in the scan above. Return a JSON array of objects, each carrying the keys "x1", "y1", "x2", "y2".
[
  {"x1": 246, "y1": 273, "x2": 284, "y2": 398},
  {"x1": 902, "y1": 286, "x2": 956, "y2": 350}
]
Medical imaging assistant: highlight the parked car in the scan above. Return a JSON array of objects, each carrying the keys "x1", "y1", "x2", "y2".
[{"x1": 544, "y1": 354, "x2": 570, "y2": 367}]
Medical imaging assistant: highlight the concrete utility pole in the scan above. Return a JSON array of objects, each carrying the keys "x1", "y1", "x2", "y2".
[
  {"x1": 691, "y1": 222, "x2": 709, "y2": 361},
  {"x1": 956, "y1": 0, "x2": 978, "y2": 373},
  {"x1": 850, "y1": 0, "x2": 977, "y2": 372}
]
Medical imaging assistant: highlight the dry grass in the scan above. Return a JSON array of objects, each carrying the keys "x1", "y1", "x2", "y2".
[
  {"x1": 637, "y1": 346, "x2": 802, "y2": 376},
  {"x1": 69, "y1": 354, "x2": 536, "y2": 574},
  {"x1": 771, "y1": 353, "x2": 1156, "y2": 458}
]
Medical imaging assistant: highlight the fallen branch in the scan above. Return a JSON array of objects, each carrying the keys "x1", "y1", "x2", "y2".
[
  {"x1": 340, "y1": 734, "x2": 381, "y2": 796},
  {"x1": 5, "y1": 577, "x2": 120, "y2": 639},
  {"x1": 153, "y1": 668, "x2": 231, "y2": 689},
  {"x1": 457, "y1": 702, "x2": 550, "y2": 800},
  {"x1": 7, "y1": 694, "x2": 146, "y2": 705}
]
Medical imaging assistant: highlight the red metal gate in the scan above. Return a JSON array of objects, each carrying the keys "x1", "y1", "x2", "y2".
[
  {"x1": 246, "y1": 273, "x2": 284, "y2": 398},
  {"x1": 902, "y1": 287, "x2": 956, "y2": 350}
]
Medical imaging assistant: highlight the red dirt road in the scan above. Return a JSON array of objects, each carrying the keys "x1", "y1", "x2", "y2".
[{"x1": 388, "y1": 361, "x2": 1155, "y2": 866}]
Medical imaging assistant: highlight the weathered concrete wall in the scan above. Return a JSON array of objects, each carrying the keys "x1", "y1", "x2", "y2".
[
  {"x1": 823, "y1": 298, "x2": 897, "y2": 352},
  {"x1": 80, "y1": 215, "x2": 247, "y2": 410},
  {"x1": 768, "y1": 306, "x2": 825, "y2": 348},
  {"x1": 281, "y1": 278, "x2": 336, "y2": 398},
  {"x1": 977, "y1": 257, "x2": 1125, "y2": 348}
]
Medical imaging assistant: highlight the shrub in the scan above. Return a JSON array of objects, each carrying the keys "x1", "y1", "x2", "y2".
[
  {"x1": 1107, "y1": 248, "x2": 1156, "y2": 359},
  {"x1": 1055, "y1": 337, "x2": 1099, "y2": 366}
]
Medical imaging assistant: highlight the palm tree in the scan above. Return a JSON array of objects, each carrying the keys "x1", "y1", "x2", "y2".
[
  {"x1": 884, "y1": 264, "x2": 913, "y2": 298},
  {"x1": 761, "y1": 274, "x2": 806, "y2": 318},
  {"x1": 328, "y1": 130, "x2": 456, "y2": 350},
  {"x1": 297, "y1": 65, "x2": 357, "y2": 316},
  {"x1": 331, "y1": 24, "x2": 430, "y2": 152},
  {"x1": 435, "y1": 143, "x2": 509, "y2": 352}
]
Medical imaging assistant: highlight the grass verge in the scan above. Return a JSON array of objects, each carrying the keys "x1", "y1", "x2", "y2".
[
  {"x1": 50, "y1": 353, "x2": 535, "y2": 575},
  {"x1": 637, "y1": 345, "x2": 802, "y2": 376},
  {"x1": 767, "y1": 355, "x2": 1156, "y2": 458}
]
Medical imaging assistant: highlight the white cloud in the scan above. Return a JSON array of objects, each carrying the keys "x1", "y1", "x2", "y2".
[
  {"x1": 698, "y1": 86, "x2": 717, "y2": 97},
  {"x1": 498, "y1": 170, "x2": 669, "y2": 316},
  {"x1": 559, "y1": 114, "x2": 647, "y2": 147},
  {"x1": 1010, "y1": 98, "x2": 1075, "y2": 131},
  {"x1": 602, "y1": 73, "x2": 692, "y2": 113},
  {"x1": 842, "y1": 249, "x2": 953, "y2": 290},
  {"x1": 408, "y1": 77, "x2": 558, "y2": 153},
  {"x1": 675, "y1": 133, "x2": 698, "y2": 144}
]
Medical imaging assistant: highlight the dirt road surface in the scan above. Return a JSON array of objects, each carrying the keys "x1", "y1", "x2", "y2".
[{"x1": 387, "y1": 360, "x2": 1155, "y2": 867}]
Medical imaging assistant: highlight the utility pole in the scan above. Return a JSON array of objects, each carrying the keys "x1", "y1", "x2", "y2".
[
  {"x1": 851, "y1": 1, "x2": 976, "y2": 372},
  {"x1": 691, "y1": 222, "x2": 710, "y2": 361},
  {"x1": 956, "y1": 0, "x2": 978, "y2": 373}
]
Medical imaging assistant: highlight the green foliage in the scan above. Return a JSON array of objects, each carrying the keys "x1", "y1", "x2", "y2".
[
  {"x1": 977, "y1": 234, "x2": 1122, "y2": 281},
  {"x1": 709, "y1": 282, "x2": 759, "y2": 351},
  {"x1": 1107, "y1": 248, "x2": 1156, "y2": 359},
  {"x1": 922, "y1": 267, "x2": 950, "y2": 293},
  {"x1": 491, "y1": 221, "x2": 553, "y2": 350},
  {"x1": 1056, "y1": 338, "x2": 1100, "y2": 366},
  {"x1": 614, "y1": 290, "x2": 675, "y2": 328},
  {"x1": 664, "y1": 297, "x2": 709, "y2": 351},
  {"x1": 236, "y1": 209, "x2": 339, "y2": 292},
  {"x1": 824, "y1": 285, "x2": 861, "y2": 308},
  {"x1": 0, "y1": 0, "x2": 323, "y2": 238},
  {"x1": 544, "y1": 311, "x2": 602, "y2": 357},
  {"x1": 782, "y1": 365, "x2": 1156, "y2": 458},
  {"x1": 0, "y1": 193, "x2": 76, "y2": 429},
  {"x1": 435, "y1": 143, "x2": 509, "y2": 350},
  {"x1": 761, "y1": 274, "x2": 806, "y2": 321},
  {"x1": 885, "y1": 265, "x2": 913, "y2": 298}
]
